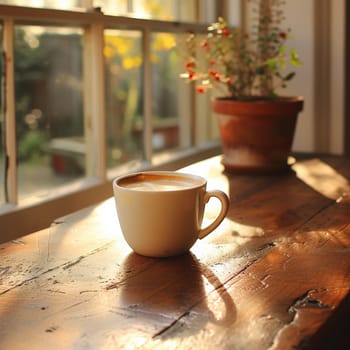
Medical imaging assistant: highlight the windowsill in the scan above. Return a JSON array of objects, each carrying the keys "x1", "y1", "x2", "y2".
[
  {"x1": 0, "y1": 177, "x2": 103, "y2": 215},
  {"x1": 0, "y1": 142, "x2": 221, "y2": 244}
]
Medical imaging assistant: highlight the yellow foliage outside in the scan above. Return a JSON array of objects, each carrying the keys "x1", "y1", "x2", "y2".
[
  {"x1": 104, "y1": 36, "x2": 134, "y2": 58},
  {"x1": 122, "y1": 56, "x2": 142, "y2": 70},
  {"x1": 104, "y1": 32, "x2": 175, "y2": 70},
  {"x1": 152, "y1": 33, "x2": 176, "y2": 51}
]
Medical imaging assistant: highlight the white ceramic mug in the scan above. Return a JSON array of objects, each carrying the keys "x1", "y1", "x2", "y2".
[{"x1": 113, "y1": 171, "x2": 230, "y2": 257}]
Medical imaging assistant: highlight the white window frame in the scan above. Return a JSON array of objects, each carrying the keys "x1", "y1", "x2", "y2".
[{"x1": 0, "y1": 4, "x2": 223, "y2": 243}]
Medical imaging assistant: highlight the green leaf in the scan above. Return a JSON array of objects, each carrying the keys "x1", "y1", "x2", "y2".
[
  {"x1": 267, "y1": 59, "x2": 278, "y2": 70},
  {"x1": 283, "y1": 72, "x2": 296, "y2": 81},
  {"x1": 279, "y1": 44, "x2": 286, "y2": 56},
  {"x1": 290, "y1": 48, "x2": 302, "y2": 67},
  {"x1": 278, "y1": 58, "x2": 286, "y2": 69}
]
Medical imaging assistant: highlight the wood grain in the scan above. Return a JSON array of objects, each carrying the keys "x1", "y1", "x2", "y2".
[{"x1": 0, "y1": 154, "x2": 349, "y2": 349}]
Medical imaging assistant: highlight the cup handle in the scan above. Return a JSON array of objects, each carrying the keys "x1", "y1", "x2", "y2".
[{"x1": 198, "y1": 190, "x2": 230, "y2": 239}]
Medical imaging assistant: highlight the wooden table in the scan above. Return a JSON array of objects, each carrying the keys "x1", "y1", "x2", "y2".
[{"x1": 1, "y1": 154, "x2": 350, "y2": 349}]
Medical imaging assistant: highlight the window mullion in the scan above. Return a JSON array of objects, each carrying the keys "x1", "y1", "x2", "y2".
[
  {"x1": 177, "y1": 35, "x2": 192, "y2": 148},
  {"x1": 142, "y1": 28, "x2": 153, "y2": 163},
  {"x1": 3, "y1": 18, "x2": 17, "y2": 204},
  {"x1": 127, "y1": 0, "x2": 134, "y2": 14},
  {"x1": 83, "y1": 23, "x2": 106, "y2": 179}
]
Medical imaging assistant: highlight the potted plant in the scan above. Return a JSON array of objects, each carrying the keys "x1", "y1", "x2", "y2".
[{"x1": 180, "y1": 0, "x2": 303, "y2": 174}]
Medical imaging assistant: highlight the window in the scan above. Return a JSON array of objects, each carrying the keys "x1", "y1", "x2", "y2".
[
  {"x1": 105, "y1": 28, "x2": 144, "y2": 168},
  {"x1": 15, "y1": 25, "x2": 85, "y2": 202},
  {"x1": 0, "y1": 1, "x2": 225, "y2": 242}
]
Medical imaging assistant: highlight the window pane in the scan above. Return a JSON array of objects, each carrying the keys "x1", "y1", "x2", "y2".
[
  {"x1": 94, "y1": 0, "x2": 128, "y2": 16},
  {"x1": 0, "y1": 0, "x2": 87, "y2": 10},
  {"x1": 104, "y1": 29, "x2": 144, "y2": 169},
  {"x1": 96, "y1": 0, "x2": 197, "y2": 21},
  {"x1": 133, "y1": 0, "x2": 174, "y2": 20},
  {"x1": 0, "y1": 24, "x2": 4, "y2": 204},
  {"x1": 151, "y1": 32, "x2": 179, "y2": 153},
  {"x1": 15, "y1": 25, "x2": 85, "y2": 202},
  {"x1": 1, "y1": 0, "x2": 200, "y2": 21}
]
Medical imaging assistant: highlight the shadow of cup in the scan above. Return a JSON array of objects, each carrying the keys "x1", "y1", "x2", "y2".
[{"x1": 119, "y1": 252, "x2": 236, "y2": 332}]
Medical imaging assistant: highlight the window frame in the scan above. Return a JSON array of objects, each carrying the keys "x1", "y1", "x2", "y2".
[{"x1": 0, "y1": 4, "x2": 222, "y2": 243}]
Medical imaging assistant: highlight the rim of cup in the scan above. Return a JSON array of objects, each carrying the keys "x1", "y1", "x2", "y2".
[{"x1": 114, "y1": 171, "x2": 207, "y2": 192}]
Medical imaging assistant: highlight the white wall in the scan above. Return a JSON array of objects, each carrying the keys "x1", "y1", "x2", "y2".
[
  {"x1": 228, "y1": 0, "x2": 345, "y2": 154},
  {"x1": 283, "y1": 0, "x2": 315, "y2": 152},
  {"x1": 330, "y1": 0, "x2": 345, "y2": 154},
  {"x1": 286, "y1": 0, "x2": 345, "y2": 154}
]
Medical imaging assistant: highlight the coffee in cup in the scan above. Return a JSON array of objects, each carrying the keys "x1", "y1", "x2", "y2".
[{"x1": 113, "y1": 171, "x2": 229, "y2": 257}]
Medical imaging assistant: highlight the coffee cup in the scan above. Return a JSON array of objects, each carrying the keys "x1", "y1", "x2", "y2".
[{"x1": 113, "y1": 171, "x2": 230, "y2": 257}]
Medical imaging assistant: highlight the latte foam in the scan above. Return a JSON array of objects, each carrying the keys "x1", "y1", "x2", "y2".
[{"x1": 118, "y1": 173, "x2": 201, "y2": 191}]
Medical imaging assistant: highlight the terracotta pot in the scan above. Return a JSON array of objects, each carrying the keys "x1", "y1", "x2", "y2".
[{"x1": 212, "y1": 96, "x2": 304, "y2": 174}]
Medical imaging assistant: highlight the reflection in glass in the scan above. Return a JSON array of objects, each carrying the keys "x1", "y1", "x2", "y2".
[
  {"x1": 1, "y1": 0, "x2": 202, "y2": 20},
  {"x1": 96, "y1": 0, "x2": 197, "y2": 21},
  {"x1": 0, "y1": 0, "x2": 86, "y2": 10},
  {"x1": 14, "y1": 26, "x2": 85, "y2": 202},
  {"x1": 151, "y1": 32, "x2": 179, "y2": 153},
  {"x1": 94, "y1": 0, "x2": 128, "y2": 16},
  {"x1": 133, "y1": 0, "x2": 174, "y2": 20},
  {"x1": 104, "y1": 29, "x2": 144, "y2": 168}
]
